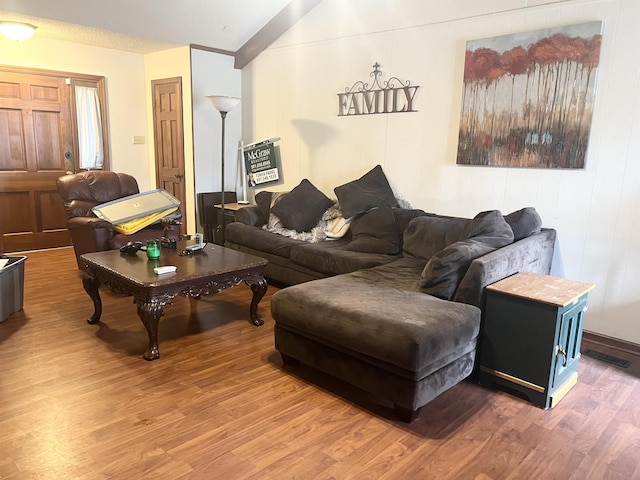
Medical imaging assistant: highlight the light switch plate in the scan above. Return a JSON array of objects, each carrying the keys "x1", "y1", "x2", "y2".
[{"x1": 133, "y1": 136, "x2": 145, "y2": 144}]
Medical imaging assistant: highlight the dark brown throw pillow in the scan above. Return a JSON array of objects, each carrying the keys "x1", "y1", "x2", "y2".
[
  {"x1": 334, "y1": 165, "x2": 399, "y2": 219},
  {"x1": 270, "y1": 179, "x2": 333, "y2": 232},
  {"x1": 504, "y1": 207, "x2": 542, "y2": 241},
  {"x1": 346, "y1": 206, "x2": 400, "y2": 254},
  {"x1": 420, "y1": 210, "x2": 514, "y2": 300}
]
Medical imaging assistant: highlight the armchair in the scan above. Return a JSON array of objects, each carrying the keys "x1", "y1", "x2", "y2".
[{"x1": 56, "y1": 171, "x2": 180, "y2": 270}]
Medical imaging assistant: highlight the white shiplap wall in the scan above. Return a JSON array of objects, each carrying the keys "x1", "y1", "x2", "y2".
[{"x1": 243, "y1": 0, "x2": 640, "y2": 344}]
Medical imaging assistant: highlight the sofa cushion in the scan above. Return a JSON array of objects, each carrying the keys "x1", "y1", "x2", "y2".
[
  {"x1": 290, "y1": 239, "x2": 399, "y2": 276},
  {"x1": 271, "y1": 274, "x2": 481, "y2": 379},
  {"x1": 271, "y1": 179, "x2": 333, "y2": 232},
  {"x1": 225, "y1": 222, "x2": 304, "y2": 258},
  {"x1": 334, "y1": 165, "x2": 399, "y2": 219},
  {"x1": 346, "y1": 206, "x2": 400, "y2": 254},
  {"x1": 402, "y1": 215, "x2": 471, "y2": 261},
  {"x1": 504, "y1": 207, "x2": 542, "y2": 241},
  {"x1": 420, "y1": 210, "x2": 514, "y2": 300}
]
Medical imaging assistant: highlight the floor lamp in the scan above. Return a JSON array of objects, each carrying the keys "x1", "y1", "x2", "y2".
[{"x1": 206, "y1": 95, "x2": 240, "y2": 245}]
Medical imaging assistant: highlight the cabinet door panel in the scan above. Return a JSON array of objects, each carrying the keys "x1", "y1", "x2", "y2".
[{"x1": 552, "y1": 298, "x2": 586, "y2": 388}]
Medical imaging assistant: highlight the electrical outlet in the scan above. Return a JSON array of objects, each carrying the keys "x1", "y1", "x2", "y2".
[{"x1": 133, "y1": 136, "x2": 145, "y2": 144}]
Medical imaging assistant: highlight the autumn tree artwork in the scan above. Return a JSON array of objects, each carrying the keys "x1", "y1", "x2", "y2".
[{"x1": 457, "y1": 21, "x2": 603, "y2": 168}]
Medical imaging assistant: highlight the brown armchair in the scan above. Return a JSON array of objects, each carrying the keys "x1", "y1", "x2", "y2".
[{"x1": 56, "y1": 171, "x2": 180, "y2": 270}]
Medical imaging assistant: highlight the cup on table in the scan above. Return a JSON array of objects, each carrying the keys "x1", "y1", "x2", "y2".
[{"x1": 146, "y1": 239, "x2": 161, "y2": 259}]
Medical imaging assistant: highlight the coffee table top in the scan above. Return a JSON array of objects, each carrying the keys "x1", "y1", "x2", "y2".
[{"x1": 81, "y1": 243, "x2": 267, "y2": 288}]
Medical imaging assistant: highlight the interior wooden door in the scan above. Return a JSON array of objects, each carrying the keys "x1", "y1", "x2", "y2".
[
  {"x1": 152, "y1": 77, "x2": 187, "y2": 235},
  {"x1": 0, "y1": 69, "x2": 73, "y2": 252}
]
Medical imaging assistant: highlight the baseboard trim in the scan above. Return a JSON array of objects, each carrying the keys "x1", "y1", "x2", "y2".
[{"x1": 583, "y1": 330, "x2": 640, "y2": 356}]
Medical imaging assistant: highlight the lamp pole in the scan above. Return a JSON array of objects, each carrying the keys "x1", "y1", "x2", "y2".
[{"x1": 206, "y1": 95, "x2": 240, "y2": 245}]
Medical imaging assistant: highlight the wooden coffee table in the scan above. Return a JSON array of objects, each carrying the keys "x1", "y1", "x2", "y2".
[{"x1": 80, "y1": 243, "x2": 268, "y2": 361}]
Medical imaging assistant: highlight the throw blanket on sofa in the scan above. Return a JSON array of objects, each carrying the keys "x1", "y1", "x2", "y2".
[{"x1": 263, "y1": 203, "x2": 344, "y2": 243}]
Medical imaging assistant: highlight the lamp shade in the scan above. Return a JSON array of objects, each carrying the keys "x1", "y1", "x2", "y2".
[
  {"x1": 206, "y1": 95, "x2": 240, "y2": 113},
  {"x1": 0, "y1": 22, "x2": 37, "y2": 41}
]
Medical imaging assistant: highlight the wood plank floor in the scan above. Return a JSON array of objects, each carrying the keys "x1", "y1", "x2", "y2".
[{"x1": 0, "y1": 247, "x2": 639, "y2": 479}]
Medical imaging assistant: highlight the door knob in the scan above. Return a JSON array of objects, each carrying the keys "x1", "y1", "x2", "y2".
[
  {"x1": 64, "y1": 151, "x2": 73, "y2": 159},
  {"x1": 175, "y1": 173, "x2": 184, "y2": 180}
]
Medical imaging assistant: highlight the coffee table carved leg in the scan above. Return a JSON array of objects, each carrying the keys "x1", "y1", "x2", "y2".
[
  {"x1": 246, "y1": 275, "x2": 267, "y2": 326},
  {"x1": 82, "y1": 274, "x2": 102, "y2": 324},
  {"x1": 136, "y1": 299, "x2": 166, "y2": 361}
]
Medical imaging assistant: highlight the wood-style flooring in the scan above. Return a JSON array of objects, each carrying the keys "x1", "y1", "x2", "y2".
[{"x1": 0, "y1": 247, "x2": 639, "y2": 479}]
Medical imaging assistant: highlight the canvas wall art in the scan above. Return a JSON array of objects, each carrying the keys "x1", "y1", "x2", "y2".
[{"x1": 456, "y1": 21, "x2": 603, "y2": 169}]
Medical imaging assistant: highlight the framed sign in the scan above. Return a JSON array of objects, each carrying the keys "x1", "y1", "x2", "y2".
[{"x1": 243, "y1": 140, "x2": 280, "y2": 186}]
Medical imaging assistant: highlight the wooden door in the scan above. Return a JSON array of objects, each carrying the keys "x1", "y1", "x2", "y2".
[
  {"x1": 152, "y1": 77, "x2": 186, "y2": 235},
  {"x1": 0, "y1": 70, "x2": 73, "y2": 252}
]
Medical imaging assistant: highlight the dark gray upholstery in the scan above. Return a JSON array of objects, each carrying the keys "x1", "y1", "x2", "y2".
[
  {"x1": 226, "y1": 203, "x2": 556, "y2": 421},
  {"x1": 346, "y1": 206, "x2": 401, "y2": 254},
  {"x1": 271, "y1": 179, "x2": 334, "y2": 232},
  {"x1": 290, "y1": 240, "x2": 400, "y2": 275},
  {"x1": 334, "y1": 164, "x2": 399, "y2": 218},
  {"x1": 420, "y1": 210, "x2": 515, "y2": 300},
  {"x1": 272, "y1": 274, "x2": 481, "y2": 379},
  {"x1": 226, "y1": 206, "x2": 429, "y2": 284}
]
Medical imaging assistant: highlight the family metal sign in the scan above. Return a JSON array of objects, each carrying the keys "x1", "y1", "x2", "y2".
[{"x1": 338, "y1": 62, "x2": 419, "y2": 116}]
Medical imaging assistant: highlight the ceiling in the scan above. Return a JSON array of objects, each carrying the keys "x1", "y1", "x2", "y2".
[{"x1": 0, "y1": 0, "x2": 299, "y2": 54}]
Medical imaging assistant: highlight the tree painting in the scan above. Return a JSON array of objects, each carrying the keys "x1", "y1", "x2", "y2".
[{"x1": 457, "y1": 21, "x2": 603, "y2": 168}]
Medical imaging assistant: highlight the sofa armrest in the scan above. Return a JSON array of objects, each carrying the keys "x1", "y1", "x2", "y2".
[
  {"x1": 234, "y1": 206, "x2": 267, "y2": 227},
  {"x1": 67, "y1": 216, "x2": 113, "y2": 230},
  {"x1": 66, "y1": 216, "x2": 114, "y2": 263},
  {"x1": 453, "y1": 228, "x2": 557, "y2": 308}
]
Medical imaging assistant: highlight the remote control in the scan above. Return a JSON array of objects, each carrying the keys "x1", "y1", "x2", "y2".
[
  {"x1": 185, "y1": 242, "x2": 206, "y2": 252},
  {"x1": 154, "y1": 265, "x2": 177, "y2": 275}
]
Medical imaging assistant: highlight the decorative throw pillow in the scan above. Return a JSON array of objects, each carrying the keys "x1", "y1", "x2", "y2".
[
  {"x1": 254, "y1": 190, "x2": 273, "y2": 223},
  {"x1": 266, "y1": 191, "x2": 288, "y2": 229},
  {"x1": 346, "y1": 206, "x2": 401, "y2": 254},
  {"x1": 504, "y1": 207, "x2": 542, "y2": 241},
  {"x1": 270, "y1": 179, "x2": 333, "y2": 232},
  {"x1": 334, "y1": 165, "x2": 399, "y2": 219},
  {"x1": 420, "y1": 210, "x2": 514, "y2": 300}
]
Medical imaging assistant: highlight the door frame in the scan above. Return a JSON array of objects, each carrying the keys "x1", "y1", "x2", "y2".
[
  {"x1": 0, "y1": 64, "x2": 111, "y2": 173},
  {"x1": 0, "y1": 65, "x2": 111, "y2": 252},
  {"x1": 151, "y1": 76, "x2": 187, "y2": 234}
]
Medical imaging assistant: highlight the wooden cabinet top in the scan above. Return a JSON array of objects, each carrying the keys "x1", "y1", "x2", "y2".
[
  {"x1": 213, "y1": 202, "x2": 254, "y2": 212},
  {"x1": 486, "y1": 272, "x2": 595, "y2": 307}
]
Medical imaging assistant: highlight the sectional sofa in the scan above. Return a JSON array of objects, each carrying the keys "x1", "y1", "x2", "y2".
[{"x1": 224, "y1": 166, "x2": 556, "y2": 421}]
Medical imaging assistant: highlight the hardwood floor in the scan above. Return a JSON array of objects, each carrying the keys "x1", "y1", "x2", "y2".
[{"x1": 1, "y1": 247, "x2": 639, "y2": 479}]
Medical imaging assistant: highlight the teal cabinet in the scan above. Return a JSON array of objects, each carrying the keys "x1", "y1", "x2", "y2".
[{"x1": 478, "y1": 272, "x2": 594, "y2": 409}]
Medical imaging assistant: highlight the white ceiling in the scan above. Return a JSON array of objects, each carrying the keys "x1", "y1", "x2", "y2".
[{"x1": 0, "y1": 0, "x2": 294, "y2": 54}]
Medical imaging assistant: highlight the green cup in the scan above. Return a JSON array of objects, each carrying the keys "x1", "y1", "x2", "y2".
[{"x1": 146, "y1": 239, "x2": 161, "y2": 259}]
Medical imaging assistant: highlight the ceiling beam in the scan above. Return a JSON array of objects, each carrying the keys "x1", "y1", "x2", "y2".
[{"x1": 234, "y1": 0, "x2": 323, "y2": 69}]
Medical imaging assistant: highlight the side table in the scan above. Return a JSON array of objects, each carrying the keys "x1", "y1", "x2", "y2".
[
  {"x1": 211, "y1": 202, "x2": 253, "y2": 245},
  {"x1": 478, "y1": 271, "x2": 595, "y2": 409}
]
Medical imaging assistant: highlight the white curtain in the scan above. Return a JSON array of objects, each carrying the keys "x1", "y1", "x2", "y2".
[{"x1": 75, "y1": 86, "x2": 104, "y2": 170}]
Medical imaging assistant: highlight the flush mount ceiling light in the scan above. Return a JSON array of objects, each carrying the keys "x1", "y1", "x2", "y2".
[{"x1": 0, "y1": 21, "x2": 37, "y2": 41}]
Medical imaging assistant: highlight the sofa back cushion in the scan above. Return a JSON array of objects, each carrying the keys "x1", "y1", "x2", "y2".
[
  {"x1": 345, "y1": 206, "x2": 401, "y2": 254},
  {"x1": 402, "y1": 215, "x2": 471, "y2": 261},
  {"x1": 419, "y1": 210, "x2": 514, "y2": 300},
  {"x1": 504, "y1": 207, "x2": 543, "y2": 241}
]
